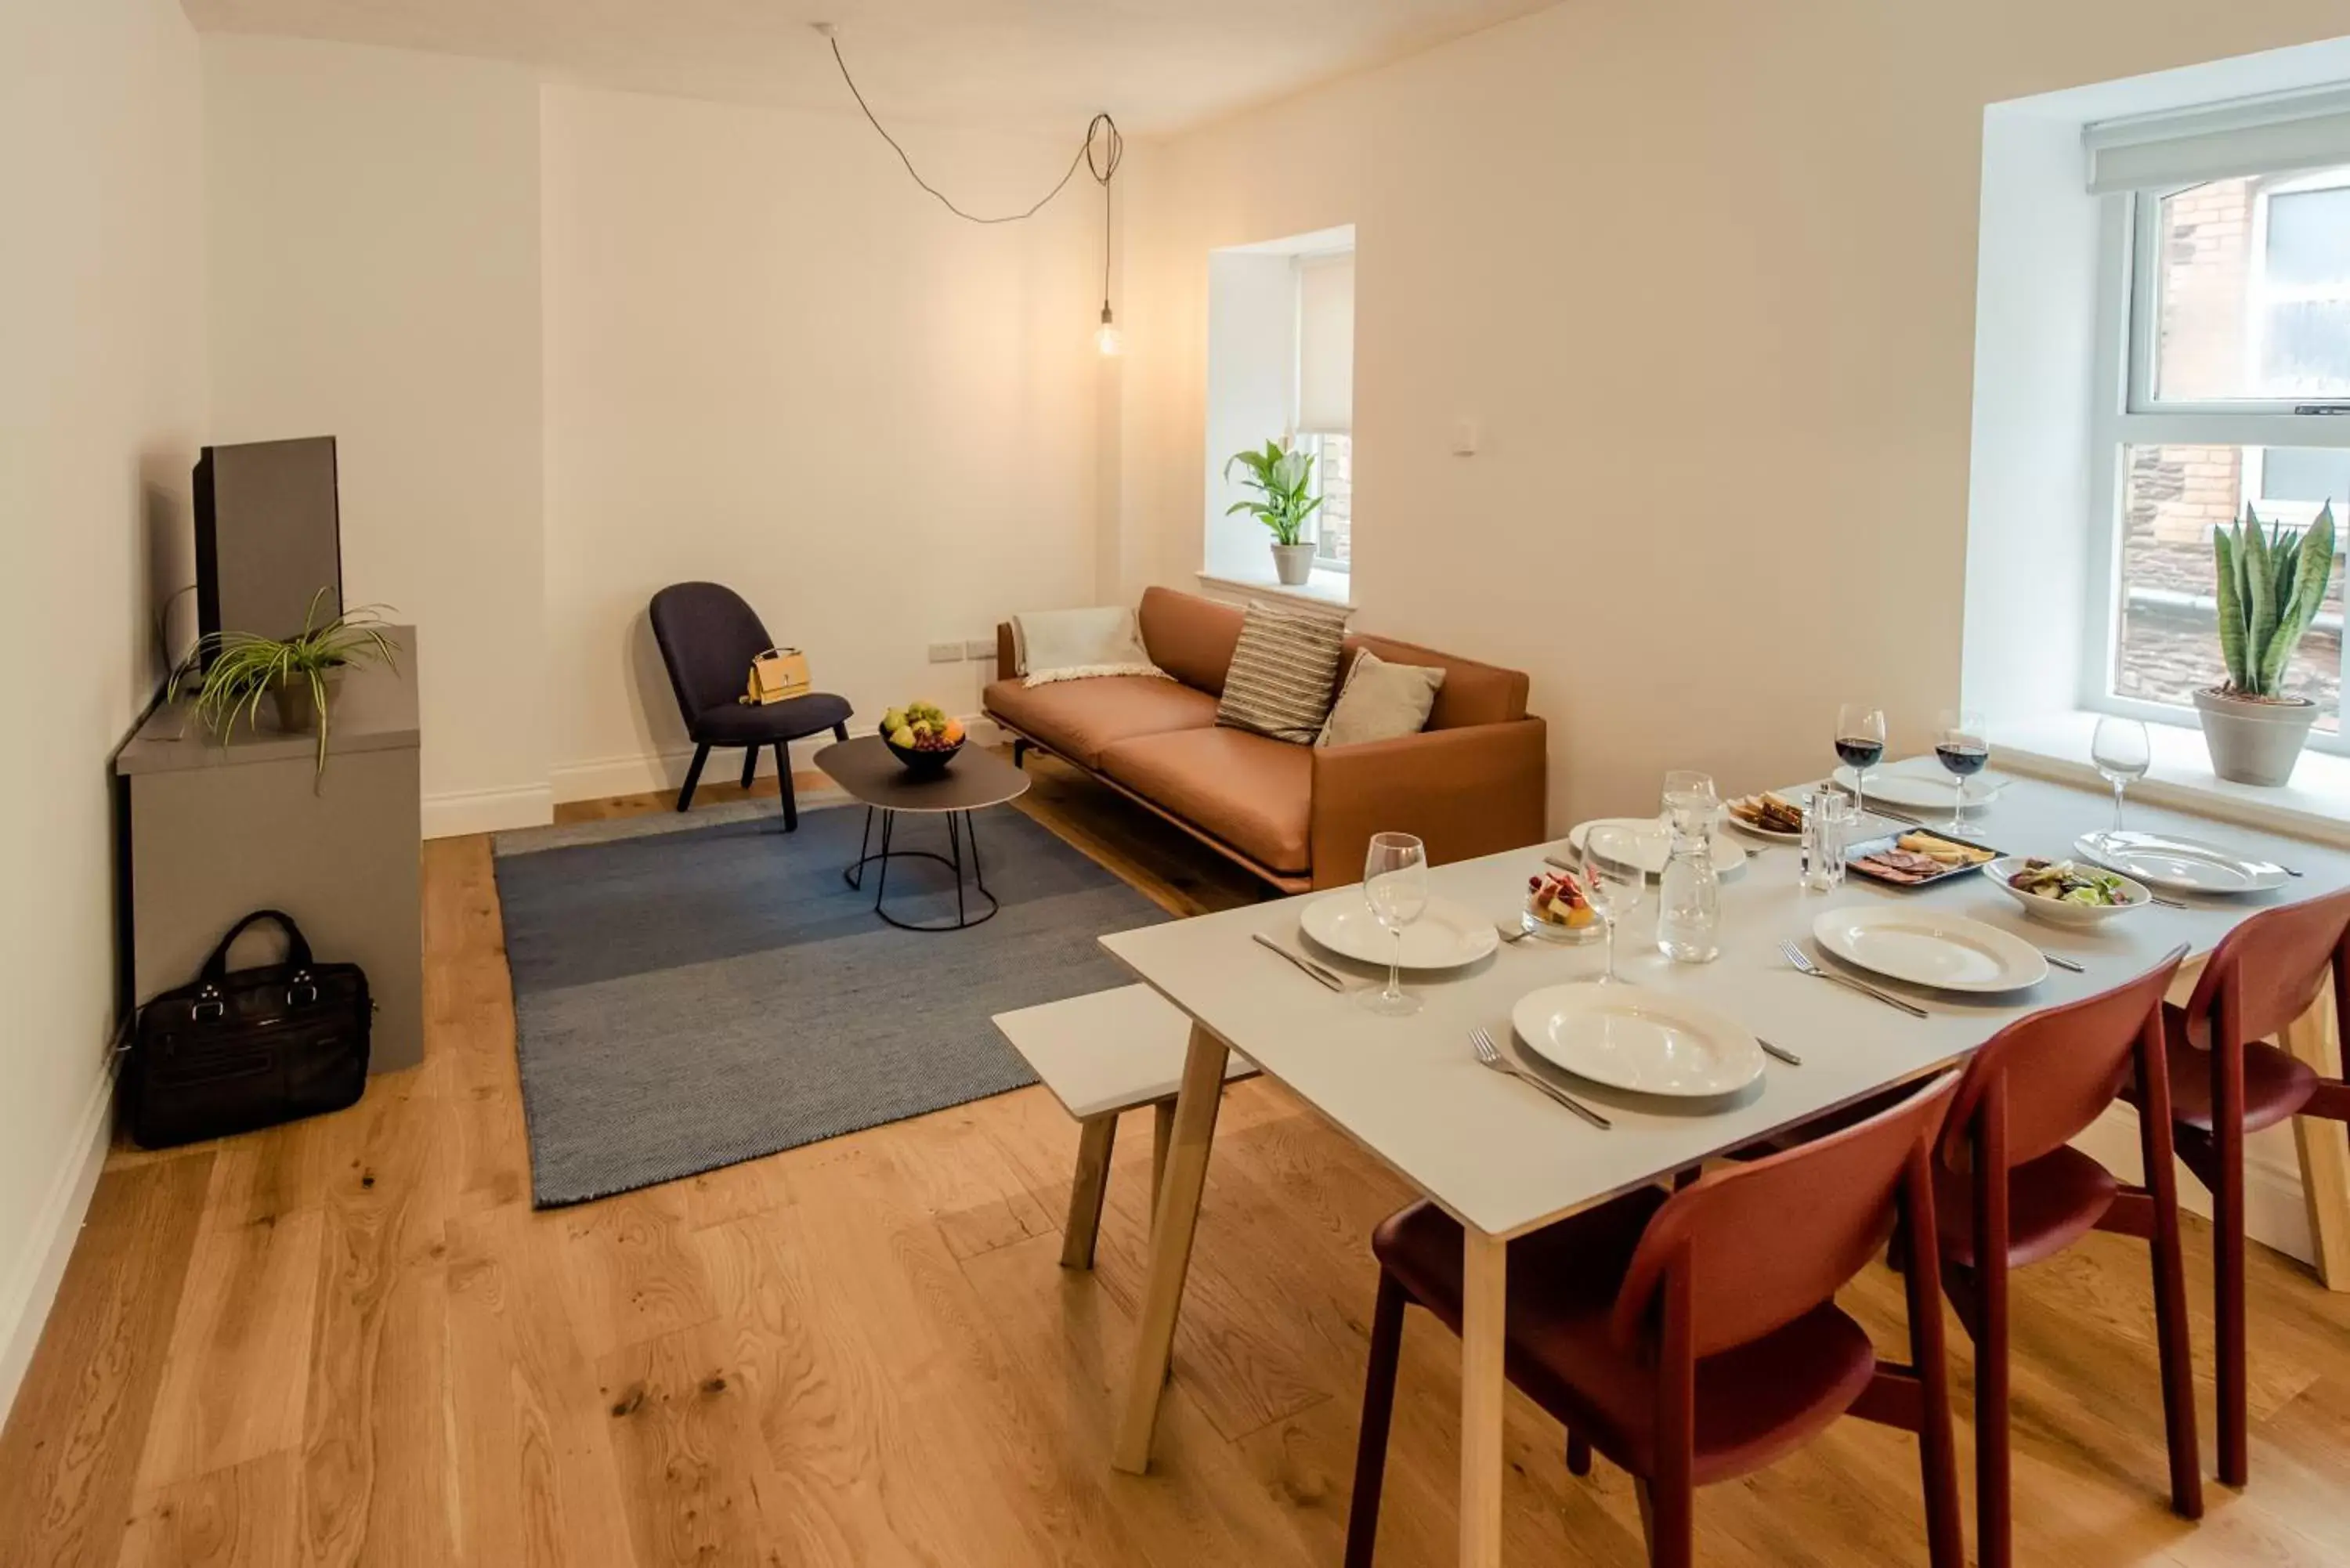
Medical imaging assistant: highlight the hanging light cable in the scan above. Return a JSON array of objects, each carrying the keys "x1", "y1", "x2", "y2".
[{"x1": 819, "y1": 25, "x2": 1123, "y2": 350}]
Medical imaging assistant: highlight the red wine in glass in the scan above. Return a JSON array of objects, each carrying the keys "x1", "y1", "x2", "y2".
[
  {"x1": 1834, "y1": 736, "x2": 1885, "y2": 770},
  {"x1": 1934, "y1": 742, "x2": 1988, "y2": 777},
  {"x1": 1833, "y1": 705, "x2": 1888, "y2": 820}
]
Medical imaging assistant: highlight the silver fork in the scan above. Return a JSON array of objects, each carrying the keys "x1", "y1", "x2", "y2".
[
  {"x1": 1469, "y1": 1026, "x2": 1611, "y2": 1128},
  {"x1": 1777, "y1": 940, "x2": 1931, "y2": 1018}
]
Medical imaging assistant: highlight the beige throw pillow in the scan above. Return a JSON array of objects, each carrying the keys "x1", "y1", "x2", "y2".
[
  {"x1": 1214, "y1": 599, "x2": 1351, "y2": 745},
  {"x1": 1316, "y1": 649, "x2": 1446, "y2": 747}
]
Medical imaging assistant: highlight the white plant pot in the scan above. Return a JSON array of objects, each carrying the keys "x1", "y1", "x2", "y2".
[
  {"x1": 1270, "y1": 543, "x2": 1317, "y2": 587},
  {"x1": 2193, "y1": 686, "x2": 2319, "y2": 787}
]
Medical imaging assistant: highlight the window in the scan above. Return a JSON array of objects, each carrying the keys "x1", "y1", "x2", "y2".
[
  {"x1": 1306, "y1": 432, "x2": 1352, "y2": 569},
  {"x1": 2092, "y1": 152, "x2": 2350, "y2": 748}
]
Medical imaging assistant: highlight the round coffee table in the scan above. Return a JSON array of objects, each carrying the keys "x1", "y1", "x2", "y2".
[{"x1": 813, "y1": 736, "x2": 1032, "y2": 931}]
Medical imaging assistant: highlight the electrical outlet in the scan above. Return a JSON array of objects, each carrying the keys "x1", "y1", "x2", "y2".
[
  {"x1": 964, "y1": 638, "x2": 996, "y2": 661},
  {"x1": 927, "y1": 642, "x2": 964, "y2": 663}
]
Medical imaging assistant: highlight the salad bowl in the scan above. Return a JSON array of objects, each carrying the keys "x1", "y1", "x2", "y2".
[{"x1": 1983, "y1": 856, "x2": 2150, "y2": 928}]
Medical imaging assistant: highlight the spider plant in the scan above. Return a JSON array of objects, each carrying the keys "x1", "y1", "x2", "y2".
[
  {"x1": 170, "y1": 588, "x2": 399, "y2": 776},
  {"x1": 1223, "y1": 436, "x2": 1323, "y2": 547}
]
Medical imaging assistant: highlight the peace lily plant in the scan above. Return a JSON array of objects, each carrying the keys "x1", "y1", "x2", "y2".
[
  {"x1": 1224, "y1": 436, "x2": 1325, "y2": 586},
  {"x1": 2195, "y1": 501, "x2": 2337, "y2": 786}
]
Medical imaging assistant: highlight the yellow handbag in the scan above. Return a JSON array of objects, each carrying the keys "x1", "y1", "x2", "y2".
[{"x1": 744, "y1": 647, "x2": 812, "y2": 705}]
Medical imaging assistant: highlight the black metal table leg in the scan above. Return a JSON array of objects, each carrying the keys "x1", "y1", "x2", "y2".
[{"x1": 837, "y1": 806, "x2": 1002, "y2": 932}]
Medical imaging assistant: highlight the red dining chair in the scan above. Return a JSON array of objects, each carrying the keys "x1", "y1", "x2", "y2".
[
  {"x1": 1929, "y1": 948, "x2": 2200, "y2": 1568},
  {"x1": 2142, "y1": 886, "x2": 2350, "y2": 1487},
  {"x1": 1343, "y1": 1075, "x2": 1965, "y2": 1568}
]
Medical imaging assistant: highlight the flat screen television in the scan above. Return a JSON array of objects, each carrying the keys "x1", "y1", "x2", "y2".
[{"x1": 193, "y1": 435, "x2": 343, "y2": 657}]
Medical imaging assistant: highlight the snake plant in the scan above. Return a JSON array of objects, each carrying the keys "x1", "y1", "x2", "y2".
[
  {"x1": 169, "y1": 587, "x2": 400, "y2": 775},
  {"x1": 1223, "y1": 437, "x2": 1323, "y2": 547},
  {"x1": 2212, "y1": 503, "x2": 2336, "y2": 700}
]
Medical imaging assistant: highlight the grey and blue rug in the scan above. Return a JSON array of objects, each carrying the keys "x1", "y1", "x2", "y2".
[{"x1": 492, "y1": 799, "x2": 1169, "y2": 1206}]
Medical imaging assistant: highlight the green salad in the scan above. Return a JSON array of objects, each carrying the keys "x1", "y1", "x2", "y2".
[{"x1": 2007, "y1": 858, "x2": 2132, "y2": 907}]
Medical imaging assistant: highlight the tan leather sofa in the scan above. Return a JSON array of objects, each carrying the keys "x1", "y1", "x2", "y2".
[{"x1": 986, "y1": 587, "x2": 1547, "y2": 893}]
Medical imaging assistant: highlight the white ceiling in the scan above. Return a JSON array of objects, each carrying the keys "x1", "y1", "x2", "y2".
[{"x1": 181, "y1": 0, "x2": 1554, "y2": 136}]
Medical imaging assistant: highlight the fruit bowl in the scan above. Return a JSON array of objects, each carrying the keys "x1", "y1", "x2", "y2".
[{"x1": 879, "y1": 702, "x2": 964, "y2": 776}]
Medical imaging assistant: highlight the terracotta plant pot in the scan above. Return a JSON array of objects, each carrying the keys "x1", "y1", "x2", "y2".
[
  {"x1": 1270, "y1": 543, "x2": 1317, "y2": 586},
  {"x1": 2193, "y1": 686, "x2": 2319, "y2": 786}
]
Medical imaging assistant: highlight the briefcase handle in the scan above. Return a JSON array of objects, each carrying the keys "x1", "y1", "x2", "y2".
[{"x1": 198, "y1": 909, "x2": 316, "y2": 983}]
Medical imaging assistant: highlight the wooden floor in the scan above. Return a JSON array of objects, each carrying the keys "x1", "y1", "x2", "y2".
[{"x1": 7, "y1": 753, "x2": 2350, "y2": 1566}]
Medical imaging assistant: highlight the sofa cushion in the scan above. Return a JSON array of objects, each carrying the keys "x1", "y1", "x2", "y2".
[
  {"x1": 1215, "y1": 599, "x2": 1351, "y2": 746},
  {"x1": 983, "y1": 674, "x2": 1218, "y2": 769},
  {"x1": 1347, "y1": 632, "x2": 1528, "y2": 729},
  {"x1": 1099, "y1": 728, "x2": 1312, "y2": 873},
  {"x1": 1138, "y1": 585, "x2": 1245, "y2": 695},
  {"x1": 1317, "y1": 648, "x2": 1445, "y2": 747}
]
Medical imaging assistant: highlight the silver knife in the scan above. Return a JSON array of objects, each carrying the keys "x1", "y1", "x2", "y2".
[{"x1": 1252, "y1": 931, "x2": 1343, "y2": 991}]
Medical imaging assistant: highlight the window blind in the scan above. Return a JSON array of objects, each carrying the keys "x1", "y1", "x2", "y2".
[
  {"x1": 2086, "y1": 83, "x2": 2350, "y2": 194},
  {"x1": 1296, "y1": 253, "x2": 1354, "y2": 435}
]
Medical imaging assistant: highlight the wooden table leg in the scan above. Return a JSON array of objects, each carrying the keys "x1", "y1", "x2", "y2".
[
  {"x1": 1151, "y1": 1099, "x2": 1177, "y2": 1216},
  {"x1": 1061, "y1": 1115, "x2": 1118, "y2": 1270},
  {"x1": 2282, "y1": 976, "x2": 2350, "y2": 1291},
  {"x1": 1112, "y1": 1022, "x2": 1230, "y2": 1473},
  {"x1": 1459, "y1": 1226, "x2": 1507, "y2": 1568}
]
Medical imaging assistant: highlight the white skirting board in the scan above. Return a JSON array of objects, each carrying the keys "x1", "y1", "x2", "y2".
[
  {"x1": 0, "y1": 1059, "x2": 117, "y2": 1426},
  {"x1": 2070, "y1": 1102, "x2": 2312, "y2": 1266},
  {"x1": 548, "y1": 715, "x2": 1006, "y2": 807},
  {"x1": 421, "y1": 782, "x2": 555, "y2": 839}
]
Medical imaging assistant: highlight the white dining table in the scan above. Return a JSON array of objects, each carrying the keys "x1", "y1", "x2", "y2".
[{"x1": 1096, "y1": 762, "x2": 2350, "y2": 1566}]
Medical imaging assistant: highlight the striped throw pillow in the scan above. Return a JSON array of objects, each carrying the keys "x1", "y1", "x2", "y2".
[{"x1": 1215, "y1": 599, "x2": 1352, "y2": 745}]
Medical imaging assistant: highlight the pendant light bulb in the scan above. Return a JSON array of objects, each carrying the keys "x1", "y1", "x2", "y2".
[{"x1": 1094, "y1": 302, "x2": 1123, "y2": 357}]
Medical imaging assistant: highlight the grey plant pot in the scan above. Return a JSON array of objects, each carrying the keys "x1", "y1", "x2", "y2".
[
  {"x1": 1270, "y1": 543, "x2": 1317, "y2": 586},
  {"x1": 2193, "y1": 686, "x2": 2319, "y2": 786},
  {"x1": 270, "y1": 669, "x2": 345, "y2": 735}
]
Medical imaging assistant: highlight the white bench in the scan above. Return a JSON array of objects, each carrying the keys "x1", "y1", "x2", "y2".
[{"x1": 992, "y1": 985, "x2": 1258, "y2": 1270}]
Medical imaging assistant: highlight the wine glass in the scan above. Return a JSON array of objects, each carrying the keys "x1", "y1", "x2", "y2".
[
  {"x1": 1578, "y1": 824, "x2": 1646, "y2": 985},
  {"x1": 1834, "y1": 705, "x2": 1887, "y2": 820},
  {"x1": 1360, "y1": 833, "x2": 1428, "y2": 1017},
  {"x1": 2091, "y1": 716, "x2": 2151, "y2": 840},
  {"x1": 1933, "y1": 710, "x2": 1988, "y2": 830}
]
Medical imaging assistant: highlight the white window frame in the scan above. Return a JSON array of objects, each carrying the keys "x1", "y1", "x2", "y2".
[
  {"x1": 2084, "y1": 174, "x2": 2350, "y2": 753},
  {"x1": 1290, "y1": 247, "x2": 1355, "y2": 574}
]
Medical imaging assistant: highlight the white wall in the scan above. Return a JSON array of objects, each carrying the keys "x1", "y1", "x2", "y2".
[
  {"x1": 204, "y1": 38, "x2": 548, "y2": 834},
  {"x1": 1126, "y1": 0, "x2": 2350, "y2": 830},
  {"x1": 0, "y1": 0, "x2": 208, "y2": 1418},
  {"x1": 541, "y1": 84, "x2": 1108, "y2": 799}
]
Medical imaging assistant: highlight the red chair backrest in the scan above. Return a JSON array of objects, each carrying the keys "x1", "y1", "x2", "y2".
[
  {"x1": 2177, "y1": 887, "x2": 2350, "y2": 1053},
  {"x1": 1941, "y1": 948, "x2": 2188, "y2": 1171},
  {"x1": 1611, "y1": 1073, "x2": 1958, "y2": 1358}
]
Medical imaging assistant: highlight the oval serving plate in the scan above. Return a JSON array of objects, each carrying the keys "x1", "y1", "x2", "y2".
[
  {"x1": 1299, "y1": 892, "x2": 1499, "y2": 970},
  {"x1": 2073, "y1": 830, "x2": 2288, "y2": 895},
  {"x1": 1510, "y1": 984, "x2": 1765, "y2": 1098},
  {"x1": 1812, "y1": 906, "x2": 2048, "y2": 993}
]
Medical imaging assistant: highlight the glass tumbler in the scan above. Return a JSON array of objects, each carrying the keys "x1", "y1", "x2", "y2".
[{"x1": 1802, "y1": 788, "x2": 1856, "y2": 892}]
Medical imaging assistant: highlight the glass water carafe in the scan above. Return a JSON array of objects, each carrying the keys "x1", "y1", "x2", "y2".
[{"x1": 1656, "y1": 784, "x2": 1722, "y2": 964}]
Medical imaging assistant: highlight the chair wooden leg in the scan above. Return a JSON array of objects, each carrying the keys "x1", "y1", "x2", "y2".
[
  {"x1": 1150, "y1": 1100, "x2": 1176, "y2": 1216},
  {"x1": 1903, "y1": 1166, "x2": 1966, "y2": 1568},
  {"x1": 676, "y1": 742, "x2": 710, "y2": 812},
  {"x1": 739, "y1": 746, "x2": 759, "y2": 789},
  {"x1": 1634, "y1": 1478, "x2": 1693, "y2": 1568},
  {"x1": 1343, "y1": 1273, "x2": 1408, "y2": 1568},
  {"x1": 1566, "y1": 1431, "x2": 1592, "y2": 1476},
  {"x1": 775, "y1": 742, "x2": 797, "y2": 831},
  {"x1": 1061, "y1": 1116, "x2": 1118, "y2": 1270},
  {"x1": 2214, "y1": 1107, "x2": 2250, "y2": 1487},
  {"x1": 1972, "y1": 1110, "x2": 2015, "y2": 1568},
  {"x1": 2137, "y1": 1029, "x2": 2205, "y2": 1519}
]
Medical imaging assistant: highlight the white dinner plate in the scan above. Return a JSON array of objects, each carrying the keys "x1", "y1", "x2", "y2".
[
  {"x1": 1812, "y1": 906, "x2": 2048, "y2": 993},
  {"x1": 1510, "y1": 985, "x2": 1764, "y2": 1097},
  {"x1": 1832, "y1": 764, "x2": 2011, "y2": 813},
  {"x1": 2073, "y1": 830, "x2": 2290, "y2": 895},
  {"x1": 1299, "y1": 892, "x2": 1499, "y2": 970},
  {"x1": 1565, "y1": 818, "x2": 1747, "y2": 878}
]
